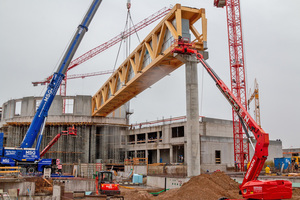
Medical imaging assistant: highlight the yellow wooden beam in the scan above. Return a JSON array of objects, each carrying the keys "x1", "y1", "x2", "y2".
[
  {"x1": 165, "y1": 20, "x2": 178, "y2": 39},
  {"x1": 175, "y1": 7, "x2": 182, "y2": 37},
  {"x1": 92, "y1": 4, "x2": 207, "y2": 116},
  {"x1": 155, "y1": 24, "x2": 167, "y2": 57},
  {"x1": 145, "y1": 42, "x2": 155, "y2": 60}
]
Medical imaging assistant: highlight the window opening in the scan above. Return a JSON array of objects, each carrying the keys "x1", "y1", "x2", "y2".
[
  {"x1": 14, "y1": 101, "x2": 21, "y2": 116},
  {"x1": 215, "y1": 150, "x2": 221, "y2": 164},
  {"x1": 172, "y1": 126, "x2": 184, "y2": 138},
  {"x1": 64, "y1": 99, "x2": 74, "y2": 114}
]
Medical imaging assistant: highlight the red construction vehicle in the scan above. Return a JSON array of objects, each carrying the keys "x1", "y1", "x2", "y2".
[
  {"x1": 172, "y1": 37, "x2": 292, "y2": 199},
  {"x1": 95, "y1": 171, "x2": 123, "y2": 199}
]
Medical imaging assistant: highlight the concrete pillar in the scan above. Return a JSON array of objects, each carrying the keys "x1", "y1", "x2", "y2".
[
  {"x1": 90, "y1": 126, "x2": 96, "y2": 163},
  {"x1": 175, "y1": 54, "x2": 200, "y2": 177},
  {"x1": 82, "y1": 126, "x2": 90, "y2": 163},
  {"x1": 53, "y1": 185, "x2": 62, "y2": 200},
  {"x1": 170, "y1": 145, "x2": 173, "y2": 163},
  {"x1": 157, "y1": 149, "x2": 160, "y2": 163}
]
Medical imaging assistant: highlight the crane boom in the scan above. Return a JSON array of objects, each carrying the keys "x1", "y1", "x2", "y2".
[
  {"x1": 20, "y1": 0, "x2": 102, "y2": 148},
  {"x1": 248, "y1": 79, "x2": 261, "y2": 127},
  {"x1": 172, "y1": 38, "x2": 292, "y2": 199}
]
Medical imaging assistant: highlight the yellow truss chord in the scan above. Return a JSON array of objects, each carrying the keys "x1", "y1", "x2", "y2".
[{"x1": 92, "y1": 4, "x2": 207, "y2": 116}]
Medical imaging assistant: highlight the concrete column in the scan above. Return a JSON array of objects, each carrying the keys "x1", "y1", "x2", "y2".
[
  {"x1": 82, "y1": 126, "x2": 90, "y2": 163},
  {"x1": 90, "y1": 126, "x2": 96, "y2": 163},
  {"x1": 175, "y1": 54, "x2": 200, "y2": 177},
  {"x1": 170, "y1": 145, "x2": 173, "y2": 163},
  {"x1": 53, "y1": 185, "x2": 62, "y2": 200},
  {"x1": 157, "y1": 149, "x2": 160, "y2": 163}
]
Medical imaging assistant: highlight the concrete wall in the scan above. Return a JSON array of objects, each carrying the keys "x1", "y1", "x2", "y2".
[
  {"x1": 125, "y1": 165, "x2": 148, "y2": 175},
  {"x1": 200, "y1": 136, "x2": 234, "y2": 168},
  {"x1": 73, "y1": 95, "x2": 92, "y2": 116},
  {"x1": 0, "y1": 181, "x2": 35, "y2": 195},
  {"x1": 127, "y1": 118, "x2": 284, "y2": 173},
  {"x1": 201, "y1": 118, "x2": 233, "y2": 137},
  {"x1": 1, "y1": 95, "x2": 127, "y2": 121},
  {"x1": 21, "y1": 96, "x2": 35, "y2": 117},
  {"x1": 147, "y1": 176, "x2": 190, "y2": 189},
  {"x1": 55, "y1": 179, "x2": 95, "y2": 192}
]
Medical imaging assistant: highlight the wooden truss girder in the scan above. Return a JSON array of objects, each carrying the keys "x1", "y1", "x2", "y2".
[{"x1": 92, "y1": 4, "x2": 207, "y2": 116}]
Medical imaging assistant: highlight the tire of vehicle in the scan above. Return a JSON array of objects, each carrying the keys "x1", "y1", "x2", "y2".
[{"x1": 27, "y1": 166, "x2": 36, "y2": 173}]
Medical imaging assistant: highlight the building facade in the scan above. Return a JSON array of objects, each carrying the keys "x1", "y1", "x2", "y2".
[
  {"x1": 126, "y1": 117, "x2": 283, "y2": 172},
  {"x1": 0, "y1": 96, "x2": 283, "y2": 173}
]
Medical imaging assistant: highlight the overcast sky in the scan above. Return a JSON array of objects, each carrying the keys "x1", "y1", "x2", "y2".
[{"x1": 0, "y1": 0, "x2": 299, "y2": 148}]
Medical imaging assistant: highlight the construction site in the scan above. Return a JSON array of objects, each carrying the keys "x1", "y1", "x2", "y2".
[{"x1": 0, "y1": 0, "x2": 299, "y2": 199}]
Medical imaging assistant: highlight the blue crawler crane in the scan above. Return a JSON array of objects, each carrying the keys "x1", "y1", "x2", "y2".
[{"x1": 0, "y1": 0, "x2": 102, "y2": 173}]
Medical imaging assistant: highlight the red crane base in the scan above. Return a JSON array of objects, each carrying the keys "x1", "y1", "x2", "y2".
[{"x1": 240, "y1": 179, "x2": 292, "y2": 199}]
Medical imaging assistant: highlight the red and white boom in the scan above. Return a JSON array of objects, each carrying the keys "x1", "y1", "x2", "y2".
[{"x1": 172, "y1": 38, "x2": 292, "y2": 200}]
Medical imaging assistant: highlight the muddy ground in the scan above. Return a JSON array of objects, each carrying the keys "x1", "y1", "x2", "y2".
[
  {"x1": 119, "y1": 172, "x2": 300, "y2": 200},
  {"x1": 23, "y1": 172, "x2": 300, "y2": 199}
]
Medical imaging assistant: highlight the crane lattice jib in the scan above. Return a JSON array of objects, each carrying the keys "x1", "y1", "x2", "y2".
[
  {"x1": 226, "y1": 0, "x2": 249, "y2": 171},
  {"x1": 32, "y1": 7, "x2": 171, "y2": 87}
]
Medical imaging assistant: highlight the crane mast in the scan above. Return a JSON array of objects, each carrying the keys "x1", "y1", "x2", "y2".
[
  {"x1": 214, "y1": 0, "x2": 249, "y2": 171},
  {"x1": 20, "y1": 0, "x2": 102, "y2": 148},
  {"x1": 248, "y1": 79, "x2": 261, "y2": 127}
]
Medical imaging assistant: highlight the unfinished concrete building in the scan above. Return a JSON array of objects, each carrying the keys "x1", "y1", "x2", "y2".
[
  {"x1": 0, "y1": 95, "x2": 128, "y2": 172},
  {"x1": 127, "y1": 116, "x2": 283, "y2": 173},
  {"x1": 0, "y1": 96, "x2": 283, "y2": 174}
]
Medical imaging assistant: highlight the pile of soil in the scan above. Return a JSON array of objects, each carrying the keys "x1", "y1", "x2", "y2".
[
  {"x1": 121, "y1": 172, "x2": 242, "y2": 200},
  {"x1": 292, "y1": 187, "x2": 300, "y2": 200},
  {"x1": 154, "y1": 172, "x2": 242, "y2": 200}
]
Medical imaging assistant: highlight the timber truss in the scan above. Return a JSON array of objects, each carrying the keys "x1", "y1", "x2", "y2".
[{"x1": 92, "y1": 4, "x2": 207, "y2": 116}]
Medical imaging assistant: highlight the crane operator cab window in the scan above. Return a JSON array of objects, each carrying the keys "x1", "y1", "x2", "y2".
[{"x1": 99, "y1": 171, "x2": 113, "y2": 183}]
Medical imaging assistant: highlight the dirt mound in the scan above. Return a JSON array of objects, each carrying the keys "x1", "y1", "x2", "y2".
[
  {"x1": 152, "y1": 172, "x2": 242, "y2": 200},
  {"x1": 291, "y1": 188, "x2": 300, "y2": 200},
  {"x1": 122, "y1": 189, "x2": 154, "y2": 200}
]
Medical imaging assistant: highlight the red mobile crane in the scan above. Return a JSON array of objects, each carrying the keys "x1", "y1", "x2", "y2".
[
  {"x1": 214, "y1": 0, "x2": 249, "y2": 171},
  {"x1": 172, "y1": 38, "x2": 292, "y2": 199}
]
